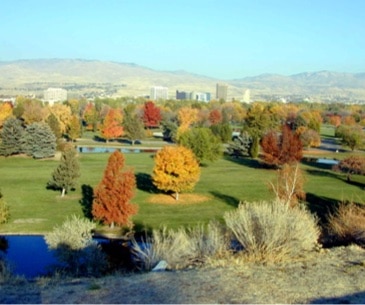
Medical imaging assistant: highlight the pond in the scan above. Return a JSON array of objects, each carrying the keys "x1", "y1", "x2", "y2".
[
  {"x1": 0, "y1": 235, "x2": 58, "y2": 278},
  {"x1": 316, "y1": 158, "x2": 339, "y2": 165},
  {"x1": 0, "y1": 235, "x2": 134, "y2": 278},
  {"x1": 77, "y1": 146, "x2": 159, "y2": 154}
]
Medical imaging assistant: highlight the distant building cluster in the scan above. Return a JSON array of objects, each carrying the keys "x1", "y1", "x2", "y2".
[
  {"x1": 176, "y1": 90, "x2": 211, "y2": 102},
  {"x1": 43, "y1": 88, "x2": 67, "y2": 104}
]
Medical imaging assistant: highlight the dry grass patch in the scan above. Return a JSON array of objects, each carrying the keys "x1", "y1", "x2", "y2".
[
  {"x1": 147, "y1": 193, "x2": 211, "y2": 205},
  {"x1": 327, "y1": 202, "x2": 365, "y2": 246}
]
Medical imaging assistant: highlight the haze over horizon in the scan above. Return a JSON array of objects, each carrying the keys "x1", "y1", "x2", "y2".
[{"x1": 1, "y1": 0, "x2": 364, "y2": 80}]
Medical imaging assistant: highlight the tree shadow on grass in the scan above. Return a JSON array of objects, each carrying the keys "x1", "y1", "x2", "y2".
[
  {"x1": 210, "y1": 191, "x2": 240, "y2": 208},
  {"x1": 305, "y1": 193, "x2": 341, "y2": 225},
  {"x1": 136, "y1": 172, "x2": 158, "y2": 193},
  {"x1": 79, "y1": 184, "x2": 94, "y2": 220},
  {"x1": 223, "y1": 155, "x2": 274, "y2": 170}
]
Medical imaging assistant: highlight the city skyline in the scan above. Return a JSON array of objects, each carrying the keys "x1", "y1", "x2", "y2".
[{"x1": 1, "y1": 0, "x2": 364, "y2": 79}]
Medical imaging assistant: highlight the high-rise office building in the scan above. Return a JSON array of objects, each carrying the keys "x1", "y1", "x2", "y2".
[
  {"x1": 216, "y1": 83, "x2": 228, "y2": 101},
  {"x1": 150, "y1": 86, "x2": 168, "y2": 100}
]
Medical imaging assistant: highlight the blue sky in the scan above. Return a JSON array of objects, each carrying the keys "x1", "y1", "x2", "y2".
[{"x1": 1, "y1": 0, "x2": 364, "y2": 79}]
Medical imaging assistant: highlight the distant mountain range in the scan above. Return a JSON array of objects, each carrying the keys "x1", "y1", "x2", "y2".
[{"x1": 0, "y1": 59, "x2": 364, "y2": 102}]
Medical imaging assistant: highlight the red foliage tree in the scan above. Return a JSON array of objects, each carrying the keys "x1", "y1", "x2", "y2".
[
  {"x1": 92, "y1": 151, "x2": 138, "y2": 228},
  {"x1": 208, "y1": 109, "x2": 222, "y2": 125},
  {"x1": 142, "y1": 101, "x2": 161, "y2": 128},
  {"x1": 261, "y1": 124, "x2": 303, "y2": 166}
]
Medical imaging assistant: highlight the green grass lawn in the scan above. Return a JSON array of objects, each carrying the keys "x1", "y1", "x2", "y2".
[{"x1": 1, "y1": 149, "x2": 365, "y2": 234}]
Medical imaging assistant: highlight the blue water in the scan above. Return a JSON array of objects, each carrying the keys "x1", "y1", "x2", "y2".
[
  {"x1": 316, "y1": 158, "x2": 339, "y2": 165},
  {"x1": 0, "y1": 235, "x2": 58, "y2": 278}
]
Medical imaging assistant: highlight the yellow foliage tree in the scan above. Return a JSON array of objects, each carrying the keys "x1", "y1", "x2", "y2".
[
  {"x1": 0, "y1": 102, "x2": 13, "y2": 128},
  {"x1": 152, "y1": 146, "x2": 201, "y2": 200},
  {"x1": 176, "y1": 107, "x2": 198, "y2": 139},
  {"x1": 48, "y1": 104, "x2": 72, "y2": 134}
]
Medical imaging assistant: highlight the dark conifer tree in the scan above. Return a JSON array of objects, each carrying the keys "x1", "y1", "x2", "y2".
[
  {"x1": 0, "y1": 117, "x2": 25, "y2": 156},
  {"x1": 23, "y1": 122, "x2": 56, "y2": 158}
]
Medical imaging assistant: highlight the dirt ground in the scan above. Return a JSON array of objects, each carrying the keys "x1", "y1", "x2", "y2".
[{"x1": 2, "y1": 244, "x2": 365, "y2": 304}]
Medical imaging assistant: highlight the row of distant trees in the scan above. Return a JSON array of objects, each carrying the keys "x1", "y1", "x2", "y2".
[{"x1": 1, "y1": 97, "x2": 365, "y2": 166}]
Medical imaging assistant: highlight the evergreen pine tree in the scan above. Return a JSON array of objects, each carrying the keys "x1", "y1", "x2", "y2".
[
  {"x1": 23, "y1": 122, "x2": 56, "y2": 158},
  {"x1": 0, "y1": 117, "x2": 25, "y2": 156},
  {"x1": 48, "y1": 147, "x2": 80, "y2": 197}
]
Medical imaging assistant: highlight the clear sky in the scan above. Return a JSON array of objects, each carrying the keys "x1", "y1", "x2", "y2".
[{"x1": 1, "y1": 0, "x2": 364, "y2": 79}]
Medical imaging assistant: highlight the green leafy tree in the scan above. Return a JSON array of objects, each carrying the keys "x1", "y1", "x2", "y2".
[
  {"x1": 48, "y1": 147, "x2": 80, "y2": 197},
  {"x1": 210, "y1": 123, "x2": 232, "y2": 143},
  {"x1": 178, "y1": 127, "x2": 222, "y2": 164},
  {"x1": 0, "y1": 117, "x2": 25, "y2": 156},
  {"x1": 23, "y1": 122, "x2": 56, "y2": 158},
  {"x1": 123, "y1": 108, "x2": 145, "y2": 145},
  {"x1": 338, "y1": 125, "x2": 364, "y2": 151}
]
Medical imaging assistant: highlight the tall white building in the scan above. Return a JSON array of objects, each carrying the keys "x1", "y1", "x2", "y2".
[
  {"x1": 43, "y1": 88, "x2": 67, "y2": 104},
  {"x1": 150, "y1": 86, "x2": 168, "y2": 100}
]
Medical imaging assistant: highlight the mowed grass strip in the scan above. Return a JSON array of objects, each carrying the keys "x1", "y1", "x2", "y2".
[{"x1": 0, "y1": 150, "x2": 364, "y2": 234}]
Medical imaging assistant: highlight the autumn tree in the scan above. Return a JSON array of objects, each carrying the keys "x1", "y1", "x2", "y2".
[
  {"x1": 48, "y1": 146, "x2": 80, "y2": 197},
  {"x1": 0, "y1": 102, "x2": 13, "y2": 128},
  {"x1": 48, "y1": 104, "x2": 72, "y2": 134},
  {"x1": 296, "y1": 127, "x2": 321, "y2": 148},
  {"x1": 67, "y1": 114, "x2": 82, "y2": 142},
  {"x1": 153, "y1": 146, "x2": 201, "y2": 200},
  {"x1": 269, "y1": 163, "x2": 306, "y2": 207},
  {"x1": 337, "y1": 125, "x2": 364, "y2": 151},
  {"x1": 333, "y1": 155, "x2": 365, "y2": 182},
  {"x1": 208, "y1": 109, "x2": 222, "y2": 125},
  {"x1": 176, "y1": 107, "x2": 198, "y2": 139},
  {"x1": 100, "y1": 108, "x2": 124, "y2": 142},
  {"x1": 261, "y1": 124, "x2": 303, "y2": 167},
  {"x1": 142, "y1": 101, "x2": 162, "y2": 129},
  {"x1": 178, "y1": 127, "x2": 222, "y2": 164},
  {"x1": 22, "y1": 99, "x2": 48, "y2": 124},
  {"x1": 92, "y1": 150, "x2": 138, "y2": 228},
  {"x1": 0, "y1": 117, "x2": 25, "y2": 156}
]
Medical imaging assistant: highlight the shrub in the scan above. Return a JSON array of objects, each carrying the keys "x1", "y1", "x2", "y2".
[
  {"x1": 0, "y1": 191, "x2": 10, "y2": 224},
  {"x1": 130, "y1": 221, "x2": 229, "y2": 271},
  {"x1": 45, "y1": 215, "x2": 107, "y2": 276},
  {"x1": 327, "y1": 202, "x2": 365, "y2": 246},
  {"x1": 223, "y1": 199, "x2": 320, "y2": 262}
]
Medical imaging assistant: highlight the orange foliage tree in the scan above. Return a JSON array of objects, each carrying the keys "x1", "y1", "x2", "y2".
[
  {"x1": 100, "y1": 108, "x2": 123, "y2": 142},
  {"x1": 152, "y1": 146, "x2": 201, "y2": 200},
  {"x1": 261, "y1": 124, "x2": 303, "y2": 167},
  {"x1": 92, "y1": 150, "x2": 138, "y2": 228}
]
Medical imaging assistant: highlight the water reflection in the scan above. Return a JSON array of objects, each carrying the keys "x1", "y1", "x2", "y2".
[{"x1": 0, "y1": 235, "x2": 58, "y2": 278}]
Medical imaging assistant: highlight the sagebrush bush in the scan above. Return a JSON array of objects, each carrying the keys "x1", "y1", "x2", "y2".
[
  {"x1": 224, "y1": 199, "x2": 320, "y2": 262},
  {"x1": 0, "y1": 190, "x2": 10, "y2": 224},
  {"x1": 45, "y1": 215, "x2": 107, "y2": 276},
  {"x1": 130, "y1": 221, "x2": 229, "y2": 271},
  {"x1": 327, "y1": 202, "x2": 365, "y2": 246}
]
